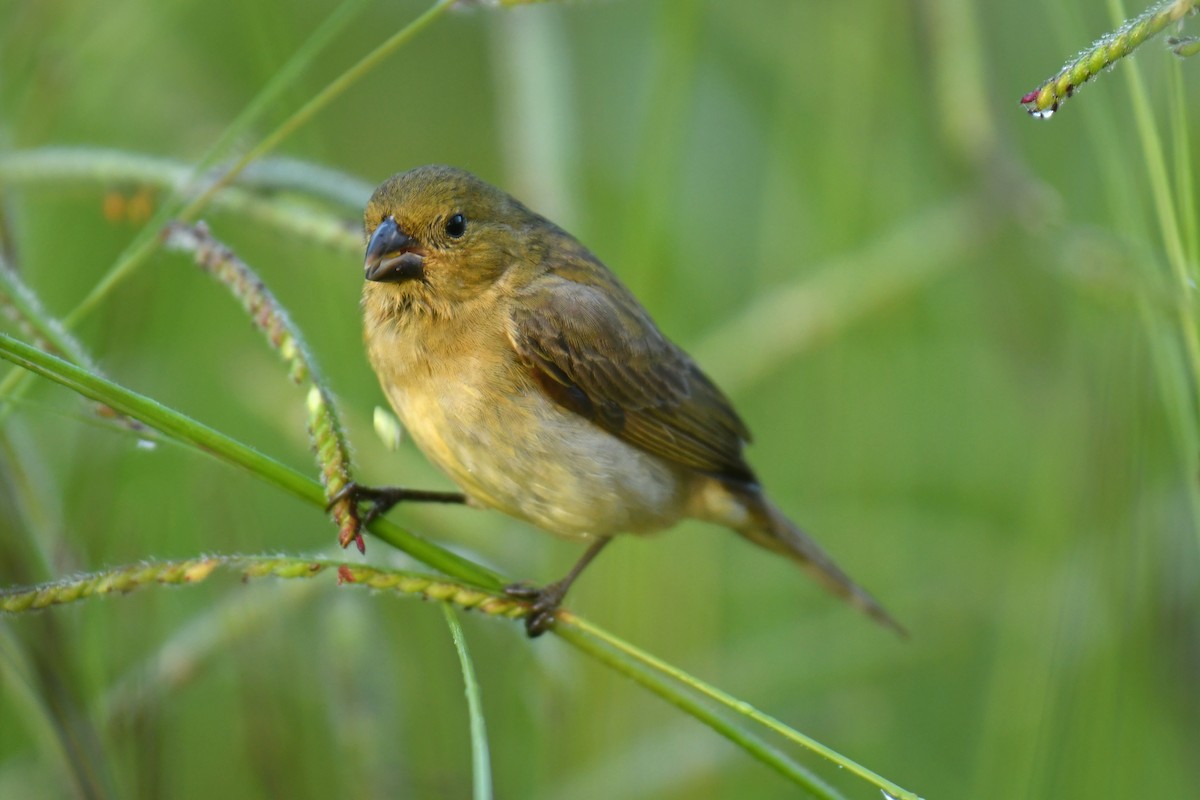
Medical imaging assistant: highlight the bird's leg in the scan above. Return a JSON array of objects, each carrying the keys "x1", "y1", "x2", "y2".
[
  {"x1": 506, "y1": 536, "x2": 613, "y2": 638},
  {"x1": 329, "y1": 481, "x2": 467, "y2": 528}
]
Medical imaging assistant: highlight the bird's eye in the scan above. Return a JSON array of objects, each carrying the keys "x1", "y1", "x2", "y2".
[{"x1": 445, "y1": 213, "x2": 466, "y2": 239}]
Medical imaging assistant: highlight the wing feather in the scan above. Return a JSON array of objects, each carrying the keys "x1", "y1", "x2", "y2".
[{"x1": 507, "y1": 269, "x2": 755, "y2": 485}]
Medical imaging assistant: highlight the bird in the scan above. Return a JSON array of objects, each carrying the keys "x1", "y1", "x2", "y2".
[{"x1": 340, "y1": 164, "x2": 902, "y2": 638}]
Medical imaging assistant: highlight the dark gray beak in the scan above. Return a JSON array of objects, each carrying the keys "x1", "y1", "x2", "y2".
[{"x1": 364, "y1": 216, "x2": 425, "y2": 283}]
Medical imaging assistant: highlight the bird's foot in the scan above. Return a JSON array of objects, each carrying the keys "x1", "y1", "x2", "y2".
[
  {"x1": 327, "y1": 482, "x2": 468, "y2": 552},
  {"x1": 505, "y1": 580, "x2": 570, "y2": 638},
  {"x1": 503, "y1": 537, "x2": 612, "y2": 638},
  {"x1": 329, "y1": 482, "x2": 468, "y2": 528},
  {"x1": 328, "y1": 482, "x2": 401, "y2": 531}
]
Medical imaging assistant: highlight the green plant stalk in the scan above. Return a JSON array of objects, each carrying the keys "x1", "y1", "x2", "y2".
[
  {"x1": 0, "y1": 332, "x2": 501, "y2": 589},
  {"x1": 237, "y1": 157, "x2": 374, "y2": 211},
  {"x1": 180, "y1": 0, "x2": 455, "y2": 221},
  {"x1": 925, "y1": 0, "x2": 1000, "y2": 165},
  {"x1": 0, "y1": 259, "x2": 92, "y2": 366},
  {"x1": 0, "y1": 334, "x2": 908, "y2": 796},
  {"x1": 100, "y1": 580, "x2": 323, "y2": 729},
  {"x1": 0, "y1": 254, "x2": 145, "y2": 431},
  {"x1": 442, "y1": 604, "x2": 494, "y2": 800},
  {"x1": 0, "y1": 148, "x2": 362, "y2": 255},
  {"x1": 0, "y1": 429, "x2": 60, "y2": 579},
  {"x1": 553, "y1": 624, "x2": 844, "y2": 800},
  {"x1": 1167, "y1": 59, "x2": 1200, "y2": 270},
  {"x1": 1021, "y1": 0, "x2": 1197, "y2": 118},
  {"x1": 696, "y1": 195, "x2": 987, "y2": 392},
  {"x1": 163, "y1": 222, "x2": 361, "y2": 549},
  {"x1": 182, "y1": 0, "x2": 372, "y2": 207},
  {"x1": 0, "y1": 557, "x2": 524, "y2": 617},
  {"x1": 1112, "y1": 0, "x2": 1200, "y2": 542},
  {"x1": 0, "y1": 627, "x2": 116, "y2": 799},
  {"x1": 618, "y1": 0, "x2": 702, "y2": 303},
  {"x1": 0, "y1": 555, "x2": 841, "y2": 800},
  {"x1": 563, "y1": 615, "x2": 920, "y2": 800}
]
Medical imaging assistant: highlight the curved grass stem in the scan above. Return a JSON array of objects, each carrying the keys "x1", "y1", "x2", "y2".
[
  {"x1": 442, "y1": 605, "x2": 495, "y2": 800},
  {"x1": 163, "y1": 223, "x2": 362, "y2": 550},
  {"x1": 0, "y1": 332, "x2": 502, "y2": 588},
  {"x1": 561, "y1": 616, "x2": 919, "y2": 800},
  {"x1": 0, "y1": 333, "x2": 916, "y2": 798},
  {"x1": 1111, "y1": 0, "x2": 1200, "y2": 544}
]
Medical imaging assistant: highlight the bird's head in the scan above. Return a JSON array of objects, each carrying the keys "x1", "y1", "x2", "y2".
[{"x1": 362, "y1": 165, "x2": 539, "y2": 316}]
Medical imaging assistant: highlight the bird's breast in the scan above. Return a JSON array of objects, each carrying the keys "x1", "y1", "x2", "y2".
[{"x1": 364, "y1": 307, "x2": 690, "y2": 538}]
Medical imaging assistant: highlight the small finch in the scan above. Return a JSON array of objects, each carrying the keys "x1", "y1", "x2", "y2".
[{"x1": 343, "y1": 165, "x2": 901, "y2": 638}]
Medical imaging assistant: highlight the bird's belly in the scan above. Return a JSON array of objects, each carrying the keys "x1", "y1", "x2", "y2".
[{"x1": 389, "y1": 382, "x2": 689, "y2": 539}]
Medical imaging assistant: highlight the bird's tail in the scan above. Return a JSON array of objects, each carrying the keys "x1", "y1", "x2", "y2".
[{"x1": 734, "y1": 490, "x2": 906, "y2": 637}]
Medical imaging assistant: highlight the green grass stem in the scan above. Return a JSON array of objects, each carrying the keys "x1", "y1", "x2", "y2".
[{"x1": 443, "y1": 604, "x2": 494, "y2": 800}]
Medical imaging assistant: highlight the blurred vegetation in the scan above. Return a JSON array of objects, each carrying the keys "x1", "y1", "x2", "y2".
[{"x1": 2, "y1": 0, "x2": 1199, "y2": 798}]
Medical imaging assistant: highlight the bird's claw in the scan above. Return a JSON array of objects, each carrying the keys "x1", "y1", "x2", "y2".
[
  {"x1": 503, "y1": 582, "x2": 540, "y2": 600},
  {"x1": 505, "y1": 581, "x2": 567, "y2": 638},
  {"x1": 328, "y1": 482, "x2": 398, "y2": 529},
  {"x1": 326, "y1": 481, "x2": 359, "y2": 512}
]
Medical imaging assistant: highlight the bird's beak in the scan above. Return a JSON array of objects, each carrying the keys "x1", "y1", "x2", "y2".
[{"x1": 364, "y1": 216, "x2": 425, "y2": 283}]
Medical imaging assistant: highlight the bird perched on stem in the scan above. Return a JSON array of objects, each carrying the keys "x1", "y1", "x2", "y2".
[{"x1": 340, "y1": 165, "x2": 902, "y2": 638}]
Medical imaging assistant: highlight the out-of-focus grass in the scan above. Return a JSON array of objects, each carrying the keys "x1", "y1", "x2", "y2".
[{"x1": 1, "y1": 1, "x2": 1198, "y2": 798}]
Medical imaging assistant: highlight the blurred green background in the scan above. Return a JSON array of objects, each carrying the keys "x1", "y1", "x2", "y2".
[{"x1": 2, "y1": 0, "x2": 1199, "y2": 798}]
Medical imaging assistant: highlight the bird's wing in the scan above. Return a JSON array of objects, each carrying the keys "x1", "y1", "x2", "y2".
[{"x1": 507, "y1": 270, "x2": 756, "y2": 485}]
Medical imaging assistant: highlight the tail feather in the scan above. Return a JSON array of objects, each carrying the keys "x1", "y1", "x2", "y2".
[{"x1": 738, "y1": 493, "x2": 906, "y2": 637}]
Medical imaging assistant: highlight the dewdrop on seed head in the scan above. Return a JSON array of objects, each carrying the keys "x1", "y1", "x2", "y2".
[
  {"x1": 374, "y1": 406, "x2": 403, "y2": 452},
  {"x1": 1020, "y1": 86, "x2": 1060, "y2": 119}
]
